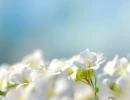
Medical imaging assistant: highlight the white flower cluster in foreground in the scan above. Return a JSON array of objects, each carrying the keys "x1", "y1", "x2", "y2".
[{"x1": 0, "y1": 49, "x2": 130, "y2": 100}]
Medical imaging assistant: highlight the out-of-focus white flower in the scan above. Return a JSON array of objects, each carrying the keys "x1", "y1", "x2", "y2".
[
  {"x1": 72, "y1": 49, "x2": 106, "y2": 70},
  {"x1": 74, "y1": 83, "x2": 94, "y2": 100},
  {"x1": 3, "y1": 83, "x2": 34, "y2": 100},
  {"x1": 47, "y1": 59, "x2": 64, "y2": 76},
  {"x1": 3, "y1": 87, "x2": 23, "y2": 100},
  {"x1": 0, "y1": 67, "x2": 10, "y2": 92},
  {"x1": 126, "y1": 64, "x2": 130, "y2": 72},
  {"x1": 54, "y1": 77, "x2": 69, "y2": 95},
  {"x1": 114, "y1": 72, "x2": 130, "y2": 100},
  {"x1": 103, "y1": 56, "x2": 128, "y2": 76},
  {"x1": 23, "y1": 49, "x2": 44, "y2": 64},
  {"x1": 0, "y1": 80, "x2": 7, "y2": 92},
  {"x1": 22, "y1": 49, "x2": 44, "y2": 68},
  {"x1": 11, "y1": 67, "x2": 33, "y2": 84},
  {"x1": 116, "y1": 71, "x2": 130, "y2": 89},
  {"x1": 11, "y1": 63, "x2": 29, "y2": 74},
  {"x1": 2, "y1": 49, "x2": 124, "y2": 100},
  {"x1": 116, "y1": 76, "x2": 126, "y2": 90},
  {"x1": 103, "y1": 56, "x2": 118, "y2": 76}
]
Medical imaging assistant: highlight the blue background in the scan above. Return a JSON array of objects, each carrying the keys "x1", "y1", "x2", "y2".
[{"x1": 0, "y1": 0, "x2": 130, "y2": 64}]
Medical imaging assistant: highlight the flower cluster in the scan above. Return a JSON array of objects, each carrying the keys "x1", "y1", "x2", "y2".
[
  {"x1": 101, "y1": 56, "x2": 130, "y2": 100},
  {"x1": 0, "y1": 49, "x2": 130, "y2": 100}
]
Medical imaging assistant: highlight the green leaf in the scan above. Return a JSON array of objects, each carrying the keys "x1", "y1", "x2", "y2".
[
  {"x1": 75, "y1": 69, "x2": 82, "y2": 82},
  {"x1": 75, "y1": 69, "x2": 94, "y2": 82},
  {"x1": 82, "y1": 69, "x2": 94, "y2": 79},
  {"x1": 87, "y1": 69, "x2": 94, "y2": 79}
]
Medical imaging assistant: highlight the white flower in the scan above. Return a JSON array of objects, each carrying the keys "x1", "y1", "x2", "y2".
[
  {"x1": 103, "y1": 56, "x2": 118, "y2": 76},
  {"x1": 0, "y1": 67, "x2": 10, "y2": 92},
  {"x1": 72, "y1": 49, "x2": 106, "y2": 70},
  {"x1": 54, "y1": 77, "x2": 69, "y2": 95},
  {"x1": 126, "y1": 64, "x2": 130, "y2": 73},
  {"x1": 103, "y1": 56, "x2": 128, "y2": 76},
  {"x1": 116, "y1": 71, "x2": 130, "y2": 89},
  {"x1": 0, "y1": 80, "x2": 7, "y2": 92},
  {"x1": 116, "y1": 76, "x2": 126, "y2": 89},
  {"x1": 3, "y1": 83, "x2": 34, "y2": 100},
  {"x1": 11, "y1": 63, "x2": 29, "y2": 74},
  {"x1": 22, "y1": 49, "x2": 44, "y2": 66},
  {"x1": 32, "y1": 77, "x2": 51, "y2": 100},
  {"x1": 47, "y1": 59, "x2": 63, "y2": 76},
  {"x1": 11, "y1": 67, "x2": 33, "y2": 84},
  {"x1": 21, "y1": 49, "x2": 45, "y2": 69},
  {"x1": 3, "y1": 87, "x2": 23, "y2": 100},
  {"x1": 74, "y1": 83, "x2": 94, "y2": 100}
]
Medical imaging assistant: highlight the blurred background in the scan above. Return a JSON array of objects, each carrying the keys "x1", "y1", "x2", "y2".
[{"x1": 0, "y1": 0, "x2": 130, "y2": 64}]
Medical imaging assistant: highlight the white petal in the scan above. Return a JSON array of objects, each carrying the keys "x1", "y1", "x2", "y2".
[
  {"x1": 126, "y1": 65, "x2": 130, "y2": 72},
  {"x1": 103, "y1": 61, "x2": 116, "y2": 76},
  {"x1": 116, "y1": 76, "x2": 127, "y2": 89},
  {"x1": 119, "y1": 57, "x2": 128, "y2": 67},
  {"x1": 50, "y1": 59, "x2": 60, "y2": 67},
  {"x1": 97, "y1": 52, "x2": 103, "y2": 58},
  {"x1": 91, "y1": 52, "x2": 97, "y2": 63},
  {"x1": 49, "y1": 59, "x2": 62, "y2": 73},
  {"x1": 11, "y1": 74, "x2": 22, "y2": 84},
  {"x1": 79, "y1": 49, "x2": 93, "y2": 63},
  {"x1": 0, "y1": 80, "x2": 7, "y2": 92},
  {"x1": 62, "y1": 64, "x2": 71, "y2": 71},
  {"x1": 113, "y1": 55, "x2": 119, "y2": 62},
  {"x1": 21, "y1": 67, "x2": 32, "y2": 77},
  {"x1": 96, "y1": 56, "x2": 106, "y2": 65},
  {"x1": 73, "y1": 61, "x2": 85, "y2": 69},
  {"x1": 91, "y1": 65, "x2": 99, "y2": 70}
]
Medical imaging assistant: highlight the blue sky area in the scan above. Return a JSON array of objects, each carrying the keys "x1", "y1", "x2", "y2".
[{"x1": 0, "y1": 0, "x2": 130, "y2": 64}]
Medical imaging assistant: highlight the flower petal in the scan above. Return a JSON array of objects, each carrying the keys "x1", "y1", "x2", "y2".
[
  {"x1": 49, "y1": 59, "x2": 62, "y2": 74},
  {"x1": 73, "y1": 61, "x2": 85, "y2": 69},
  {"x1": 11, "y1": 74, "x2": 22, "y2": 84},
  {"x1": 97, "y1": 52, "x2": 103, "y2": 58},
  {"x1": 91, "y1": 65, "x2": 99, "y2": 70},
  {"x1": 96, "y1": 56, "x2": 106, "y2": 65},
  {"x1": 21, "y1": 67, "x2": 32, "y2": 77},
  {"x1": 79, "y1": 49, "x2": 93, "y2": 63}
]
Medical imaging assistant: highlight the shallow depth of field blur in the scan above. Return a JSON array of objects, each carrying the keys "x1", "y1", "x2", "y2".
[
  {"x1": 0, "y1": 0, "x2": 130, "y2": 100},
  {"x1": 0, "y1": 0, "x2": 130, "y2": 64}
]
